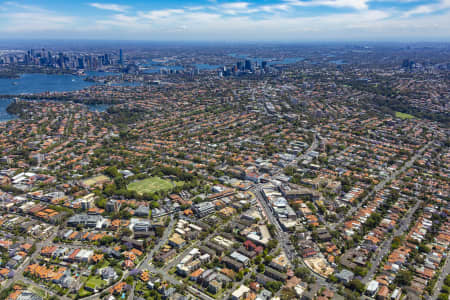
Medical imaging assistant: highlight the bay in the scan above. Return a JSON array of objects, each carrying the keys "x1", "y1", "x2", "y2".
[
  {"x1": 0, "y1": 73, "x2": 127, "y2": 121},
  {"x1": 0, "y1": 73, "x2": 96, "y2": 95},
  {"x1": 0, "y1": 99, "x2": 16, "y2": 122}
]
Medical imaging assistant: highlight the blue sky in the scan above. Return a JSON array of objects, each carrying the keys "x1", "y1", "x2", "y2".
[{"x1": 0, "y1": 0, "x2": 449, "y2": 41}]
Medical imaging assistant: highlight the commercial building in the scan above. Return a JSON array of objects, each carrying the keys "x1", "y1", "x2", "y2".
[
  {"x1": 193, "y1": 202, "x2": 215, "y2": 217},
  {"x1": 67, "y1": 214, "x2": 106, "y2": 229}
]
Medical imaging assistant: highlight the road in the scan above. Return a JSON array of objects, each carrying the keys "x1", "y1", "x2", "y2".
[
  {"x1": 277, "y1": 132, "x2": 320, "y2": 175},
  {"x1": 127, "y1": 215, "x2": 176, "y2": 298},
  {"x1": 127, "y1": 281, "x2": 136, "y2": 300},
  {"x1": 81, "y1": 268, "x2": 129, "y2": 300},
  {"x1": 141, "y1": 215, "x2": 176, "y2": 269},
  {"x1": 186, "y1": 286, "x2": 215, "y2": 300},
  {"x1": 21, "y1": 277, "x2": 63, "y2": 298},
  {"x1": 82, "y1": 217, "x2": 178, "y2": 300},
  {"x1": 2, "y1": 227, "x2": 61, "y2": 290},
  {"x1": 248, "y1": 136, "x2": 433, "y2": 293},
  {"x1": 161, "y1": 215, "x2": 238, "y2": 273},
  {"x1": 80, "y1": 136, "x2": 434, "y2": 298},
  {"x1": 431, "y1": 255, "x2": 450, "y2": 300},
  {"x1": 138, "y1": 215, "x2": 236, "y2": 299},
  {"x1": 143, "y1": 261, "x2": 215, "y2": 300},
  {"x1": 1, "y1": 227, "x2": 72, "y2": 299},
  {"x1": 295, "y1": 132, "x2": 320, "y2": 165},
  {"x1": 362, "y1": 200, "x2": 422, "y2": 284},
  {"x1": 340, "y1": 141, "x2": 432, "y2": 226},
  {"x1": 251, "y1": 184, "x2": 333, "y2": 292}
]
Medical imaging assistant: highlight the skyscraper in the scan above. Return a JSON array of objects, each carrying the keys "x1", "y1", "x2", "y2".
[
  {"x1": 119, "y1": 49, "x2": 123, "y2": 65},
  {"x1": 262, "y1": 61, "x2": 268, "y2": 69},
  {"x1": 245, "y1": 59, "x2": 252, "y2": 71},
  {"x1": 237, "y1": 61, "x2": 243, "y2": 71},
  {"x1": 78, "y1": 58, "x2": 84, "y2": 69}
]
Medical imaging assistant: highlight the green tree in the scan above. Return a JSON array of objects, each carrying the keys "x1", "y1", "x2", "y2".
[
  {"x1": 295, "y1": 267, "x2": 311, "y2": 280},
  {"x1": 349, "y1": 279, "x2": 365, "y2": 294},
  {"x1": 267, "y1": 239, "x2": 278, "y2": 251},
  {"x1": 266, "y1": 281, "x2": 282, "y2": 293},
  {"x1": 105, "y1": 166, "x2": 120, "y2": 178},
  {"x1": 395, "y1": 270, "x2": 412, "y2": 286}
]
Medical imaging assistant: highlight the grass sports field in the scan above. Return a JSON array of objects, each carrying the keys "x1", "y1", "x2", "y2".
[
  {"x1": 395, "y1": 111, "x2": 415, "y2": 119},
  {"x1": 127, "y1": 176, "x2": 183, "y2": 195},
  {"x1": 82, "y1": 175, "x2": 110, "y2": 187}
]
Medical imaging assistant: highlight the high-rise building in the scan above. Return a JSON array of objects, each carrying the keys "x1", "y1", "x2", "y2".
[
  {"x1": 104, "y1": 53, "x2": 110, "y2": 65},
  {"x1": 245, "y1": 59, "x2": 252, "y2": 71},
  {"x1": 119, "y1": 49, "x2": 123, "y2": 65},
  {"x1": 78, "y1": 58, "x2": 84, "y2": 69}
]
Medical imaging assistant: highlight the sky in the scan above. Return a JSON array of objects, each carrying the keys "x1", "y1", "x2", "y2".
[{"x1": 0, "y1": 0, "x2": 449, "y2": 41}]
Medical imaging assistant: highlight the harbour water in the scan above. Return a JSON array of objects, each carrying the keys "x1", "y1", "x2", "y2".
[
  {"x1": 228, "y1": 54, "x2": 305, "y2": 65},
  {"x1": 0, "y1": 57, "x2": 304, "y2": 121},
  {"x1": 0, "y1": 73, "x2": 96, "y2": 95},
  {"x1": 0, "y1": 73, "x2": 115, "y2": 121},
  {"x1": 0, "y1": 99, "x2": 16, "y2": 122}
]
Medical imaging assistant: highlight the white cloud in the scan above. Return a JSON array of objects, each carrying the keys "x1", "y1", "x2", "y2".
[
  {"x1": 219, "y1": 2, "x2": 252, "y2": 14},
  {"x1": 220, "y1": 2, "x2": 250, "y2": 10},
  {"x1": 138, "y1": 9, "x2": 185, "y2": 20},
  {"x1": 109, "y1": 14, "x2": 139, "y2": 23},
  {"x1": 0, "y1": 0, "x2": 449, "y2": 41},
  {"x1": 3, "y1": 1, "x2": 48, "y2": 12},
  {"x1": 186, "y1": 6, "x2": 206, "y2": 11},
  {"x1": 213, "y1": 1, "x2": 289, "y2": 15},
  {"x1": 1, "y1": 12, "x2": 75, "y2": 33},
  {"x1": 88, "y1": 6, "x2": 449, "y2": 41},
  {"x1": 403, "y1": 0, "x2": 450, "y2": 17},
  {"x1": 285, "y1": 0, "x2": 370, "y2": 10},
  {"x1": 0, "y1": 2, "x2": 75, "y2": 33},
  {"x1": 260, "y1": 4, "x2": 290, "y2": 13},
  {"x1": 89, "y1": 3, "x2": 129, "y2": 13}
]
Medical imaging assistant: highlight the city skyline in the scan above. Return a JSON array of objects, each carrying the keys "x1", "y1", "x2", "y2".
[{"x1": 0, "y1": 0, "x2": 450, "y2": 41}]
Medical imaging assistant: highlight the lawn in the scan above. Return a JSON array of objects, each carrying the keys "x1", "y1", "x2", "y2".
[
  {"x1": 85, "y1": 276, "x2": 106, "y2": 290},
  {"x1": 29, "y1": 286, "x2": 45, "y2": 298},
  {"x1": 127, "y1": 176, "x2": 183, "y2": 195},
  {"x1": 82, "y1": 175, "x2": 111, "y2": 187},
  {"x1": 78, "y1": 288, "x2": 92, "y2": 297},
  {"x1": 395, "y1": 111, "x2": 415, "y2": 119},
  {"x1": 98, "y1": 259, "x2": 110, "y2": 269}
]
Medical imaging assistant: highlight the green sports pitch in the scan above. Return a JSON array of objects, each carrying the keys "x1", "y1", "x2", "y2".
[
  {"x1": 127, "y1": 176, "x2": 183, "y2": 195},
  {"x1": 395, "y1": 111, "x2": 415, "y2": 119}
]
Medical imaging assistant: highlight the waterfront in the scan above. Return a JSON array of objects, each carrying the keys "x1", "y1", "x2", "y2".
[
  {"x1": 0, "y1": 73, "x2": 119, "y2": 121},
  {"x1": 228, "y1": 53, "x2": 305, "y2": 65},
  {"x1": 0, "y1": 99, "x2": 16, "y2": 122},
  {"x1": 0, "y1": 73, "x2": 96, "y2": 95},
  {"x1": 86, "y1": 103, "x2": 110, "y2": 112}
]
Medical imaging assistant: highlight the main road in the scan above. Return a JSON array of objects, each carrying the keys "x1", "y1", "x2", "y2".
[
  {"x1": 138, "y1": 214, "x2": 236, "y2": 300},
  {"x1": 250, "y1": 185, "x2": 334, "y2": 292},
  {"x1": 250, "y1": 132, "x2": 336, "y2": 292},
  {"x1": 250, "y1": 139, "x2": 432, "y2": 292},
  {"x1": 278, "y1": 132, "x2": 320, "y2": 175},
  {"x1": 127, "y1": 215, "x2": 176, "y2": 299}
]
